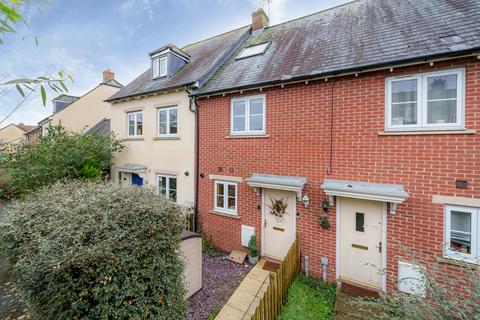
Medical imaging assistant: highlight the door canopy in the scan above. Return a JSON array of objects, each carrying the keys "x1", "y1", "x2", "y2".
[
  {"x1": 245, "y1": 173, "x2": 307, "y2": 199},
  {"x1": 321, "y1": 179, "x2": 408, "y2": 214}
]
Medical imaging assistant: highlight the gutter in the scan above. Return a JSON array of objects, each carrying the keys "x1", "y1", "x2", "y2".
[{"x1": 191, "y1": 48, "x2": 480, "y2": 98}]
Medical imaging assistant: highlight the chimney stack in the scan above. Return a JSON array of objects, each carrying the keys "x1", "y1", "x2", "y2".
[
  {"x1": 103, "y1": 69, "x2": 114, "y2": 82},
  {"x1": 252, "y1": 8, "x2": 269, "y2": 33}
]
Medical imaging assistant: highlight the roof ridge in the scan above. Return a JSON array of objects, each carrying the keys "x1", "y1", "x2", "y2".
[
  {"x1": 265, "y1": 0, "x2": 360, "y2": 30},
  {"x1": 181, "y1": 25, "x2": 251, "y2": 51}
]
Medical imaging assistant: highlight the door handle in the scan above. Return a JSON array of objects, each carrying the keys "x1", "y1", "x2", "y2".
[
  {"x1": 264, "y1": 219, "x2": 267, "y2": 228},
  {"x1": 379, "y1": 242, "x2": 382, "y2": 253}
]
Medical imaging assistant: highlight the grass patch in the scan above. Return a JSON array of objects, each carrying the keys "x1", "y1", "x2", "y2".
[
  {"x1": 279, "y1": 274, "x2": 336, "y2": 320},
  {"x1": 206, "y1": 309, "x2": 219, "y2": 319}
]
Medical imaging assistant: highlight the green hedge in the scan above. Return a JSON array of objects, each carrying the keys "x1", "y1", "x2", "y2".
[{"x1": 0, "y1": 181, "x2": 186, "y2": 319}]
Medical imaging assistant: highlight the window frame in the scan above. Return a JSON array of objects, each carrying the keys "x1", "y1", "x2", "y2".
[
  {"x1": 126, "y1": 110, "x2": 143, "y2": 137},
  {"x1": 385, "y1": 68, "x2": 465, "y2": 132},
  {"x1": 157, "y1": 106, "x2": 178, "y2": 137},
  {"x1": 152, "y1": 56, "x2": 168, "y2": 79},
  {"x1": 157, "y1": 174, "x2": 177, "y2": 202},
  {"x1": 230, "y1": 94, "x2": 266, "y2": 135},
  {"x1": 214, "y1": 180, "x2": 238, "y2": 215},
  {"x1": 444, "y1": 205, "x2": 479, "y2": 264}
]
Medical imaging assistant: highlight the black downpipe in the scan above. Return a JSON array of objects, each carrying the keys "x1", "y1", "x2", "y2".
[
  {"x1": 327, "y1": 80, "x2": 336, "y2": 175},
  {"x1": 193, "y1": 97, "x2": 200, "y2": 232}
]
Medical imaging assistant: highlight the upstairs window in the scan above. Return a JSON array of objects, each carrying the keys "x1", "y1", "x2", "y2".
[
  {"x1": 158, "y1": 174, "x2": 177, "y2": 202},
  {"x1": 127, "y1": 111, "x2": 143, "y2": 137},
  {"x1": 231, "y1": 95, "x2": 266, "y2": 135},
  {"x1": 158, "y1": 106, "x2": 178, "y2": 136},
  {"x1": 386, "y1": 68, "x2": 465, "y2": 131},
  {"x1": 152, "y1": 56, "x2": 168, "y2": 78},
  {"x1": 445, "y1": 205, "x2": 479, "y2": 264},
  {"x1": 236, "y1": 42, "x2": 270, "y2": 60}
]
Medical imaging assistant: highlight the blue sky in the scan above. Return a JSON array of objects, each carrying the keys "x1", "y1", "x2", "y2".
[{"x1": 0, "y1": 0, "x2": 350, "y2": 126}]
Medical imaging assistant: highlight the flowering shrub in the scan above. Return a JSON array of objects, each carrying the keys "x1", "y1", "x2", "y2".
[{"x1": 0, "y1": 181, "x2": 186, "y2": 319}]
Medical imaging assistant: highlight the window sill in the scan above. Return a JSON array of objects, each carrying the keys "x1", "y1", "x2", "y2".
[
  {"x1": 153, "y1": 136, "x2": 180, "y2": 141},
  {"x1": 437, "y1": 256, "x2": 479, "y2": 269},
  {"x1": 226, "y1": 134, "x2": 270, "y2": 139},
  {"x1": 124, "y1": 137, "x2": 144, "y2": 141},
  {"x1": 210, "y1": 210, "x2": 240, "y2": 220},
  {"x1": 378, "y1": 129, "x2": 476, "y2": 136}
]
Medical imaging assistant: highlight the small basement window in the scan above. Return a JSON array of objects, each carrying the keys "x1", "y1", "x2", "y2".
[{"x1": 236, "y1": 42, "x2": 270, "y2": 60}]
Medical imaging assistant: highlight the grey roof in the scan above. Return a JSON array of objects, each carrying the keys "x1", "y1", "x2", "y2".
[
  {"x1": 107, "y1": 26, "x2": 250, "y2": 101},
  {"x1": 103, "y1": 79, "x2": 123, "y2": 88},
  {"x1": 149, "y1": 44, "x2": 191, "y2": 60},
  {"x1": 84, "y1": 118, "x2": 110, "y2": 136},
  {"x1": 245, "y1": 173, "x2": 307, "y2": 189},
  {"x1": 321, "y1": 179, "x2": 409, "y2": 201},
  {"x1": 196, "y1": 0, "x2": 480, "y2": 95}
]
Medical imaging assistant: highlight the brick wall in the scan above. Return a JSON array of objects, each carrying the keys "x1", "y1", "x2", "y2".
[{"x1": 197, "y1": 57, "x2": 480, "y2": 293}]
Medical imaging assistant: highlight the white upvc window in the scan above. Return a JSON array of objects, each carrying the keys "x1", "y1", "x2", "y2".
[
  {"x1": 231, "y1": 95, "x2": 266, "y2": 135},
  {"x1": 444, "y1": 205, "x2": 479, "y2": 264},
  {"x1": 386, "y1": 68, "x2": 465, "y2": 131},
  {"x1": 152, "y1": 56, "x2": 168, "y2": 78},
  {"x1": 127, "y1": 111, "x2": 143, "y2": 137},
  {"x1": 158, "y1": 174, "x2": 177, "y2": 202},
  {"x1": 158, "y1": 106, "x2": 178, "y2": 136},
  {"x1": 214, "y1": 180, "x2": 237, "y2": 215}
]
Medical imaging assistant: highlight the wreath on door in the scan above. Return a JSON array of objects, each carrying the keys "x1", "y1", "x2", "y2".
[{"x1": 267, "y1": 197, "x2": 288, "y2": 217}]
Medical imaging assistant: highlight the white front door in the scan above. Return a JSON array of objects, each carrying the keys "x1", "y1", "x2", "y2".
[
  {"x1": 339, "y1": 197, "x2": 383, "y2": 289},
  {"x1": 263, "y1": 189, "x2": 296, "y2": 261}
]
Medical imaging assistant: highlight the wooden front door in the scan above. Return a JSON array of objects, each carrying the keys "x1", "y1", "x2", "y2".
[
  {"x1": 339, "y1": 197, "x2": 383, "y2": 289},
  {"x1": 263, "y1": 189, "x2": 296, "y2": 261}
]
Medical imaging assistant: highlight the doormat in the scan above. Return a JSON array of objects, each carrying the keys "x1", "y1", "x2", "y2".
[
  {"x1": 227, "y1": 250, "x2": 248, "y2": 264},
  {"x1": 263, "y1": 260, "x2": 280, "y2": 272}
]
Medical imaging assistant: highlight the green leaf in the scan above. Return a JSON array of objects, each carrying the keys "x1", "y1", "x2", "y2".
[
  {"x1": 67, "y1": 74, "x2": 74, "y2": 83},
  {"x1": 59, "y1": 81, "x2": 68, "y2": 92},
  {"x1": 40, "y1": 85, "x2": 46, "y2": 106},
  {"x1": 3, "y1": 78, "x2": 33, "y2": 85},
  {"x1": 15, "y1": 84, "x2": 24, "y2": 97},
  {"x1": 35, "y1": 35, "x2": 38, "y2": 46}
]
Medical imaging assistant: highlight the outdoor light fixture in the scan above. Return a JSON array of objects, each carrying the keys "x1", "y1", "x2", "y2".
[
  {"x1": 322, "y1": 199, "x2": 329, "y2": 213},
  {"x1": 302, "y1": 194, "x2": 310, "y2": 208}
]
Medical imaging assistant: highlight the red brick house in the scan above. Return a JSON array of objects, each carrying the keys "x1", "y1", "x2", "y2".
[{"x1": 193, "y1": 0, "x2": 480, "y2": 295}]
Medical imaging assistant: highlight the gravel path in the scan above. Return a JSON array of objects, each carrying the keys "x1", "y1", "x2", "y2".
[{"x1": 187, "y1": 252, "x2": 252, "y2": 320}]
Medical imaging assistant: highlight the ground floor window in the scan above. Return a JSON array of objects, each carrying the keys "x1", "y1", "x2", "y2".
[
  {"x1": 158, "y1": 175, "x2": 177, "y2": 202},
  {"x1": 445, "y1": 205, "x2": 479, "y2": 263},
  {"x1": 214, "y1": 180, "x2": 237, "y2": 215}
]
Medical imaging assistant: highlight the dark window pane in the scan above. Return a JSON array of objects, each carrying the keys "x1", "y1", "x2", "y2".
[
  {"x1": 391, "y1": 103, "x2": 417, "y2": 125},
  {"x1": 427, "y1": 74, "x2": 457, "y2": 100},
  {"x1": 136, "y1": 113, "x2": 143, "y2": 135},
  {"x1": 228, "y1": 197, "x2": 235, "y2": 210},
  {"x1": 169, "y1": 190, "x2": 177, "y2": 202},
  {"x1": 450, "y1": 210, "x2": 471, "y2": 254},
  {"x1": 169, "y1": 177, "x2": 177, "y2": 191},
  {"x1": 159, "y1": 176, "x2": 166, "y2": 195},
  {"x1": 392, "y1": 79, "x2": 417, "y2": 103},
  {"x1": 355, "y1": 212, "x2": 365, "y2": 232},
  {"x1": 427, "y1": 100, "x2": 457, "y2": 124},
  {"x1": 216, "y1": 195, "x2": 224, "y2": 208}
]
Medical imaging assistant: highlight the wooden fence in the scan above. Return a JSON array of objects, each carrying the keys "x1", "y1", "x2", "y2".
[{"x1": 251, "y1": 234, "x2": 301, "y2": 320}]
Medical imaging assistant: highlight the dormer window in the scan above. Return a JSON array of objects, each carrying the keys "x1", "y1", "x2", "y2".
[
  {"x1": 153, "y1": 56, "x2": 168, "y2": 78},
  {"x1": 236, "y1": 42, "x2": 270, "y2": 60}
]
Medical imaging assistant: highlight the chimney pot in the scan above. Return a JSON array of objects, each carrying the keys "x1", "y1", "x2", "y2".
[
  {"x1": 252, "y1": 8, "x2": 269, "y2": 32},
  {"x1": 103, "y1": 69, "x2": 114, "y2": 82}
]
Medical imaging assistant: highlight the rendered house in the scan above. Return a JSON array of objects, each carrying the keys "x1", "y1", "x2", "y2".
[
  {"x1": 193, "y1": 0, "x2": 480, "y2": 295},
  {"x1": 41, "y1": 70, "x2": 123, "y2": 135},
  {"x1": 106, "y1": 27, "x2": 249, "y2": 206},
  {"x1": 0, "y1": 123, "x2": 36, "y2": 151}
]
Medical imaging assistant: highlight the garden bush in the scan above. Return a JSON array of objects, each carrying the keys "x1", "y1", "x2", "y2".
[
  {"x1": 0, "y1": 124, "x2": 123, "y2": 197},
  {"x1": 0, "y1": 180, "x2": 187, "y2": 319}
]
